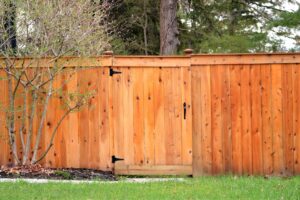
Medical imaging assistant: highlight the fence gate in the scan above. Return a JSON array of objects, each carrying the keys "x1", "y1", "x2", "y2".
[{"x1": 109, "y1": 58, "x2": 192, "y2": 175}]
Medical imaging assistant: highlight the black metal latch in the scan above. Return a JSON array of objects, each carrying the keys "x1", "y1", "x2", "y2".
[
  {"x1": 109, "y1": 68, "x2": 122, "y2": 76},
  {"x1": 183, "y1": 102, "x2": 187, "y2": 120},
  {"x1": 112, "y1": 155, "x2": 124, "y2": 163}
]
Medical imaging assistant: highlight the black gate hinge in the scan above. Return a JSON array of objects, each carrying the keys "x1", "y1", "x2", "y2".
[
  {"x1": 112, "y1": 155, "x2": 124, "y2": 163},
  {"x1": 109, "y1": 68, "x2": 122, "y2": 76}
]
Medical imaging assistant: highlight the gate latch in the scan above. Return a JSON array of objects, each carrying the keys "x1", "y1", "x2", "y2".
[
  {"x1": 112, "y1": 155, "x2": 124, "y2": 163},
  {"x1": 183, "y1": 102, "x2": 187, "y2": 120},
  {"x1": 109, "y1": 68, "x2": 122, "y2": 76}
]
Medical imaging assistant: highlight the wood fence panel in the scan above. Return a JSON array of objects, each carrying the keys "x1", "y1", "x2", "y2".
[
  {"x1": 0, "y1": 54, "x2": 300, "y2": 176},
  {"x1": 113, "y1": 66, "x2": 192, "y2": 174},
  {"x1": 192, "y1": 62, "x2": 300, "y2": 176}
]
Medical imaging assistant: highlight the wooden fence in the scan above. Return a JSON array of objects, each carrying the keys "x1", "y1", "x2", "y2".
[{"x1": 0, "y1": 53, "x2": 300, "y2": 176}]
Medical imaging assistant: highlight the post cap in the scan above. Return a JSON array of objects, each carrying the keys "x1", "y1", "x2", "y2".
[
  {"x1": 184, "y1": 49, "x2": 193, "y2": 55},
  {"x1": 103, "y1": 50, "x2": 114, "y2": 56}
]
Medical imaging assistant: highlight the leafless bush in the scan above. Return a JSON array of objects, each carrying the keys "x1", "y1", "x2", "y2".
[{"x1": 0, "y1": 0, "x2": 114, "y2": 165}]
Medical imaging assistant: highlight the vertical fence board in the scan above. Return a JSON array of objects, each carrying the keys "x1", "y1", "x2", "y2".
[
  {"x1": 78, "y1": 69, "x2": 90, "y2": 168},
  {"x1": 153, "y1": 68, "x2": 166, "y2": 165},
  {"x1": 272, "y1": 64, "x2": 284, "y2": 175},
  {"x1": 67, "y1": 71, "x2": 79, "y2": 168},
  {"x1": 211, "y1": 65, "x2": 223, "y2": 174},
  {"x1": 293, "y1": 64, "x2": 300, "y2": 174},
  {"x1": 122, "y1": 68, "x2": 134, "y2": 166},
  {"x1": 181, "y1": 67, "x2": 192, "y2": 165},
  {"x1": 164, "y1": 68, "x2": 175, "y2": 165},
  {"x1": 133, "y1": 68, "x2": 145, "y2": 165},
  {"x1": 200, "y1": 66, "x2": 212, "y2": 174},
  {"x1": 221, "y1": 66, "x2": 232, "y2": 173},
  {"x1": 261, "y1": 65, "x2": 273, "y2": 174},
  {"x1": 87, "y1": 69, "x2": 100, "y2": 169},
  {"x1": 0, "y1": 71, "x2": 8, "y2": 164},
  {"x1": 240, "y1": 65, "x2": 252, "y2": 175},
  {"x1": 282, "y1": 65, "x2": 294, "y2": 174},
  {"x1": 99, "y1": 67, "x2": 111, "y2": 170},
  {"x1": 192, "y1": 67, "x2": 203, "y2": 176},
  {"x1": 143, "y1": 68, "x2": 155, "y2": 165},
  {"x1": 251, "y1": 65, "x2": 263, "y2": 175},
  {"x1": 172, "y1": 68, "x2": 182, "y2": 165},
  {"x1": 230, "y1": 65, "x2": 242, "y2": 174}
]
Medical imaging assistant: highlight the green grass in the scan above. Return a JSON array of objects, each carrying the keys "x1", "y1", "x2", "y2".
[{"x1": 0, "y1": 176, "x2": 299, "y2": 200}]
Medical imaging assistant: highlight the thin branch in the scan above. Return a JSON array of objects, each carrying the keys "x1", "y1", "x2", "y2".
[
  {"x1": 33, "y1": 103, "x2": 81, "y2": 164},
  {"x1": 31, "y1": 71, "x2": 53, "y2": 164}
]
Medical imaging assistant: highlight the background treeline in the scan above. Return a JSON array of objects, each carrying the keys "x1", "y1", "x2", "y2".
[{"x1": 106, "y1": 0, "x2": 300, "y2": 55}]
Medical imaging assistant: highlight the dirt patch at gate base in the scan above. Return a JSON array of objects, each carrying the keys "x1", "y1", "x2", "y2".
[{"x1": 0, "y1": 165, "x2": 116, "y2": 181}]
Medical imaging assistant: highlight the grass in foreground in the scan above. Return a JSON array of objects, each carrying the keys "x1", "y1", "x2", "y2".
[{"x1": 0, "y1": 176, "x2": 299, "y2": 200}]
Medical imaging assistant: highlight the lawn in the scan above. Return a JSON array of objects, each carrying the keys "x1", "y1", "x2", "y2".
[{"x1": 0, "y1": 176, "x2": 299, "y2": 200}]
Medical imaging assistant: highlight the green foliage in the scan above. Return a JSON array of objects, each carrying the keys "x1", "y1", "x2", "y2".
[
  {"x1": 271, "y1": 9, "x2": 300, "y2": 28},
  {"x1": 54, "y1": 170, "x2": 72, "y2": 180},
  {"x1": 178, "y1": 0, "x2": 288, "y2": 53},
  {"x1": 198, "y1": 33, "x2": 272, "y2": 53},
  {"x1": 109, "y1": 0, "x2": 298, "y2": 54},
  {"x1": 268, "y1": 8, "x2": 300, "y2": 51},
  {"x1": 108, "y1": 0, "x2": 160, "y2": 55}
]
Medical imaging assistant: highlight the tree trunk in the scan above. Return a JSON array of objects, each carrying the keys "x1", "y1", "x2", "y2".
[
  {"x1": 2, "y1": 0, "x2": 17, "y2": 53},
  {"x1": 6, "y1": 72, "x2": 19, "y2": 165},
  {"x1": 159, "y1": 0, "x2": 179, "y2": 55}
]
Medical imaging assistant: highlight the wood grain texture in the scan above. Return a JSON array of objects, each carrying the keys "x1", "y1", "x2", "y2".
[
  {"x1": 261, "y1": 65, "x2": 273, "y2": 175},
  {"x1": 293, "y1": 64, "x2": 300, "y2": 174},
  {"x1": 211, "y1": 65, "x2": 223, "y2": 174},
  {"x1": 271, "y1": 64, "x2": 284, "y2": 175},
  {"x1": 0, "y1": 55, "x2": 300, "y2": 176},
  {"x1": 282, "y1": 65, "x2": 294, "y2": 174},
  {"x1": 240, "y1": 65, "x2": 252, "y2": 175},
  {"x1": 250, "y1": 65, "x2": 263, "y2": 175},
  {"x1": 199, "y1": 66, "x2": 212, "y2": 174},
  {"x1": 230, "y1": 66, "x2": 242, "y2": 175},
  {"x1": 191, "y1": 67, "x2": 203, "y2": 176}
]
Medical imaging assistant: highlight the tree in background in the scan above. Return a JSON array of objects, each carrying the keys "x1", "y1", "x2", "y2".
[
  {"x1": 160, "y1": 0, "x2": 180, "y2": 55},
  {"x1": 269, "y1": 8, "x2": 300, "y2": 51},
  {"x1": 109, "y1": 0, "x2": 299, "y2": 54},
  {"x1": 107, "y1": 0, "x2": 160, "y2": 55},
  {"x1": 0, "y1": 0, "x2": 114, "y2": 165},
  {"x1": 178, "y1": 0, "x2": 295, "y2": 53}
]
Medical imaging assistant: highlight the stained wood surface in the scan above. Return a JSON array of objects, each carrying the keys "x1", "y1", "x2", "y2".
[
  {"x1": 192, "y1": 62, "x2": 300, "y2": 176},
  {"x1": 0, "y1": 54, "x2": 299, "y2": 176},
  {"x1": 113, "y1": 67, "x2": 192, "y2": 173}
]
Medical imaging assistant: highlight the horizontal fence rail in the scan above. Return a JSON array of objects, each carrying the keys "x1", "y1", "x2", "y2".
[{"x1": 0, "y1": 53, "x2": 299, "y2": 176}]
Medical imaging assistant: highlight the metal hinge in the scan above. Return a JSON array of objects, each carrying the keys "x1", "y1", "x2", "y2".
[
  {"x1": 109, "y1": 68, "x2": 122, "y2": 76},
  {"x1": 112, "y1": 155, "x2": 124, "y2": 163}
]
